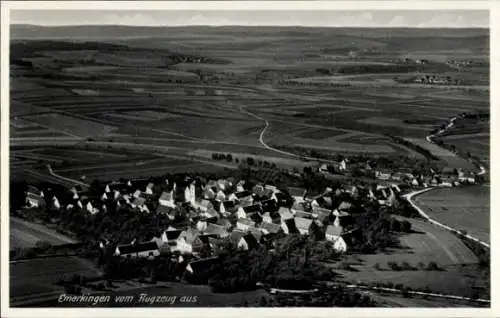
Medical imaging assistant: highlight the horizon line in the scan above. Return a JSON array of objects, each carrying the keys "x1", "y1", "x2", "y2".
[{"x1": 11, "y1": 23, "x2": 490, "y2": 29}]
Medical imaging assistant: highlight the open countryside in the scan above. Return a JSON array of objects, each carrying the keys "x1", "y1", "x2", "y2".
[{"x1": 9, "y1": 20, "x2": 490, "y2": 309}]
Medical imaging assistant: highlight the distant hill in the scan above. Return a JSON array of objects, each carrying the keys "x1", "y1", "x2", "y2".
[{"x1": 10, "y1": 24, "x2": 489, "y2": 40}]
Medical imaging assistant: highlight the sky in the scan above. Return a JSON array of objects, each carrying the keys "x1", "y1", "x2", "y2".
[{"x1": 10, "y1": 10, "x2": 489, "y2": 28}]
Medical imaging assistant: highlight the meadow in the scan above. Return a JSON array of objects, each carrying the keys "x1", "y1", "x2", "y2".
[
  {"x1": 415, "y1": 185, "x2": 490, "y2": 244},
  {"x1": 334, "y1": 217, "x2": 488, "y2": 299}
]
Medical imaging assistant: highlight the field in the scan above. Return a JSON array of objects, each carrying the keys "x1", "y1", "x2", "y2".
[
  {"x1": 11, "y1": 146, "x2": 230, "y2": 184},
  {"x1": 10, "y1": 256, "x2": 102, "y2": 306},
  {"x1": 10, "y1": 217, "x2": 77, "y2": 250},
  {"x1": 333, "y1": 217, "x2": 488, "y2": 299},
  {"x1": 10, "y1": 26, "x2": 489, "y2": 176},
  {"x1": 415, "y1": 185, "x2": 490, "y2": 244}
]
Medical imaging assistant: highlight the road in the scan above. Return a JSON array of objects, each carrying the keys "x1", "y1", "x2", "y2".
[{"x1": 239, "y1": 105, "x2": 335, "y2": 163}]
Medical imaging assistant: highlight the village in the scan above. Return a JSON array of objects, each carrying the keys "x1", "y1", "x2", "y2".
[{"x1": 20, "y1": 153, "x2": 482, "y2": 283}]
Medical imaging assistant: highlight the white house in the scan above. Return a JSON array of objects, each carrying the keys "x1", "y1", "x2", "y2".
[
  {"x1": 184, "y1": 183, "x2": 196, "y2": 204},
  {"x1": 133, "y1": 190, "x2": 142, "y2": 199},
  {"x1": 215, "y1": 190, "x2": 226, "y2": 202},
  {"x1": 339, "y1": 159, "x2": 347, "y2": 171},
  {"x1": 145, "y1": 182, "x2": 154, "y2": 195},
  {"x1": 52, "y1": 196, "x2": 61, "y2": 209},
  {"x1": 159, "y1": 191, "x2": 176, "y2": 208}
]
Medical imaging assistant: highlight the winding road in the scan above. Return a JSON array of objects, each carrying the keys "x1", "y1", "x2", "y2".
[
  {"x1": 239, "y1": 105, "x2": 336, "y2": 163},
  {"x1": 404, "y1": 114, "x2": 489, "y2": 249}
]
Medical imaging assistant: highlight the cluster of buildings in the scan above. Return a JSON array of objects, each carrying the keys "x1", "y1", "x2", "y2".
[
  {"x1": 318, "y1": 158, "x2": 476, "y2": 190},
  {"x1": 24, "y1": 175, "x2": 369, "y2": 262}
]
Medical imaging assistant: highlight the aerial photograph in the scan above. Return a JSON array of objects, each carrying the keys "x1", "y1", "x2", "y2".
[{"x1": 7, "y1": 8, "x2": 490, "y2": 308}]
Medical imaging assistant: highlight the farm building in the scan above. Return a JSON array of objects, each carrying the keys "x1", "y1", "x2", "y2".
[{"x1": 114, "y1": 241, "x2": 160, "y2": 258}]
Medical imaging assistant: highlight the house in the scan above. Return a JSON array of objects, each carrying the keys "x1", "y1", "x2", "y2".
[
  {"x1": 215, "y1": 190, "x2": 226, "y2": 202},
  {"x1": 247, "y1": 211, "x2": 263, "y2": 224},
  {"x1": 215, "y1": 218, "x2": 232, "y2": 230},
  {"x1": 184, "y1": 183, "x2": 196, "y2": 204},
  {"x1": 312, "y1": 196, "x2": 333, "y2": 209},
  {"x1": 319, "y1": 163, "x2": 329, "y2": 173},
  {"x1": 291, "y1": 201, "x2": 309, "y2": 214},
  {"x1": 288, "y1": 187, "x2": 307, "y2": 203},
  {"x1": 325, "y1": 224, "x2": 343, "y2": 241},
  {"x1": 337, "y1": 201, "x2": 353, "y2": 212},
  {"x1": 196, "y1": 220, "x2": 209, "y2": 232},
  {"x1": 261, "y1": 211, "x2": 280, "y2": 224},
  {"x1": 312, "y1": 206, "x2": 331, "y2": 218},
  {"x1": 194, "y1": 234, "x2": 219, "y2": 254},
  {"x1": 228, "y1": 231, "x2": 259, "y2": 251},
  {"x1": 161, "y1": 229, "x2": 183, "y2": 248},
  {"x1": 200, "y1": 208, "x2": 219, "y2": 220},
  {"x1": 375, "y1": 170, "x2": 391, "y2": 180},
  {"x1": 278, "y1": 207, "x2": 293, "y2": 221},
  {"x1": 236, "y1": 204, "x2": 262, "y2": 219},
  {"x1": 236, "y1": 218, "x2": 256, "y2": 231},
  {"x1": 294, "y1": 210, "x2": 314, "y2": 219},
  {"x1": 145, "y1": 182, "x2": 154, "y2": 195},
  {"x1": 317, "y1": 211, "x2": 332, "y2": 224},
  {"x1": 86, "y1": 201, "x2": 99, "y2": 215},
  {"x1": 194, "y1": 199, "x2": 214, "y2": 212},
  {"x1": 237, "y1": 233, "x2": 260, "y2": 251},
  {"x1": 52, "y1": 196, "x2": 61, "y2": 209},
  {"x1": 176, "y1": 228, "x2": 202, "y2": 254},
  {"x1": 235, "y1": 190, "x2": 253, "y2": 203},
  {"x1": 226, "y1": 192, "x2": 238, "y2": 202},
  {"x1": 216, "y1": 179, "x2": 231, "y2": 191},
  {"x1": 204, "y1": 223, "x2": 230, "y2": 238},
  {"x1": 156, "y1": 204, "x2": 173, "y2": 216},
  {"x1": 133, "y1": 190, "x2": 142, "y2": 199},
  {"x1": 281, "y1": 218, "x2": 298, "y2": 235},
  {"x1": 26, "y1": 192, "x2": 45, "y2": 208},
  {"x1": 203, "y1": 187, "x2": 216, "y2": 200},
  {"x1": 114, "y1": 241, "x2": 160, "y2": 258},
  {"x1": 130, "y1": 196, "x2": 146, "y2": 209},
  {"x1": 150, "y1": 236, "x2": 164, "y2": 249},
  {"x1": 158, "y1": 191, "x2": 176, "y2": 208},
  {"x1": 261, "y1": 199, "x2": 278, "y2": 213},
  {"x1": 338, "y1": 159, "x2": 347, "y2": 171},
  {"x1": 294, "y1": 217, "x2": 314, "y2": 235},
  {"x1": 259, "y1": 222, "x2": 282, "y2": 236}
]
